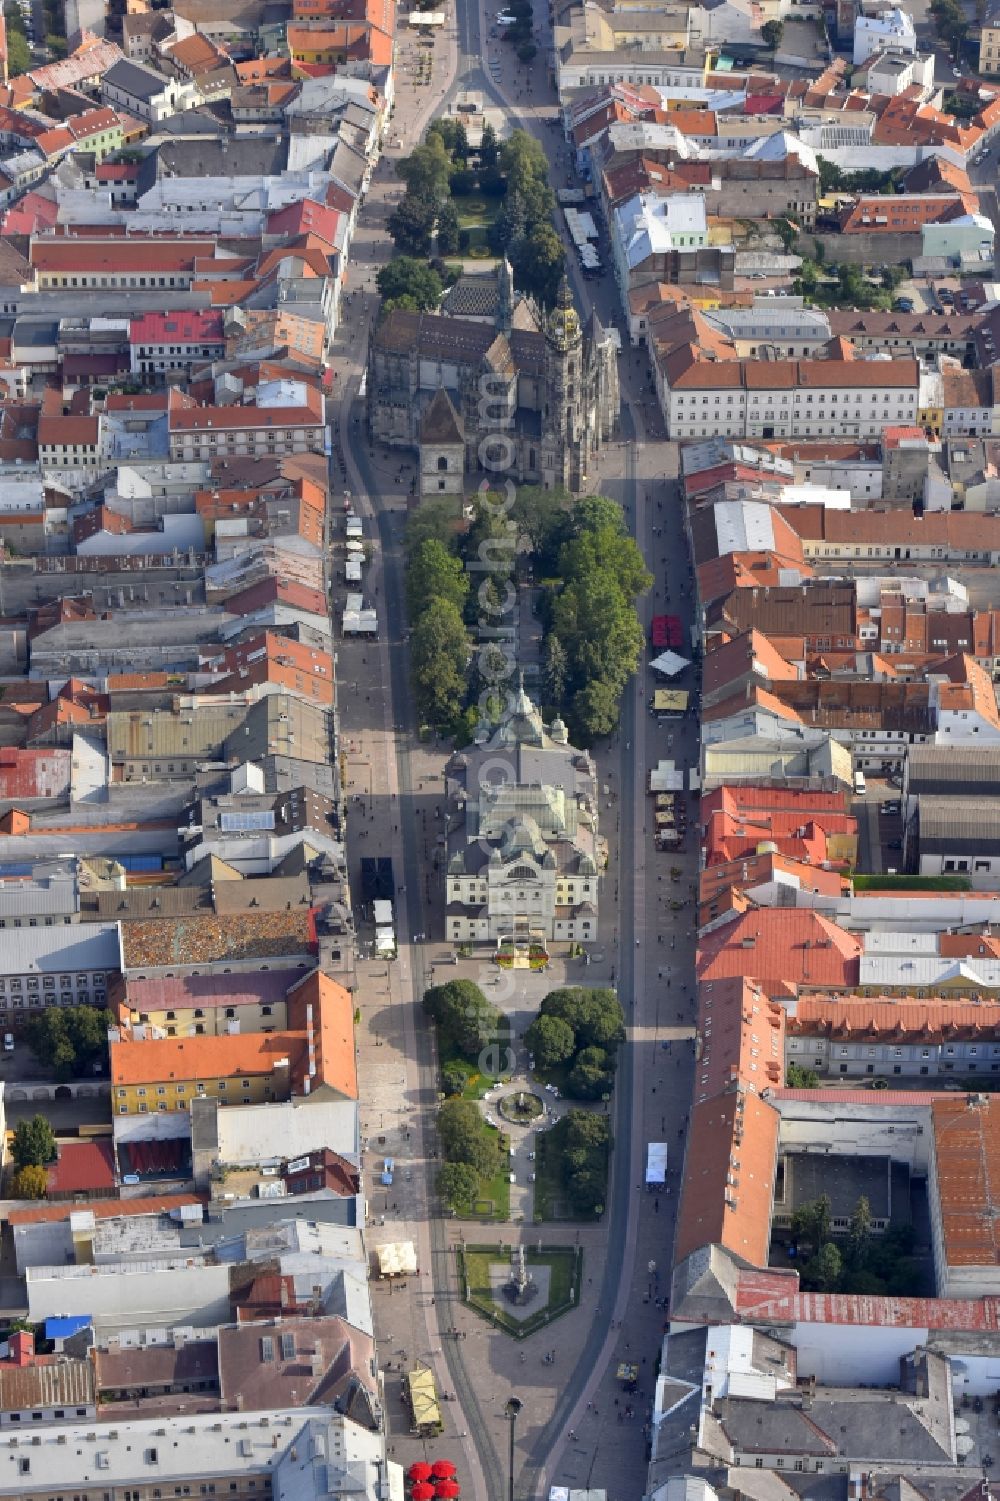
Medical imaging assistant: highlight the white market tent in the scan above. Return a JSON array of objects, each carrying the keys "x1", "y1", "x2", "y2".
[
  {"x1": 650, "y1": 649, "x2": 691, "y2": 677},
  {"x1": 375, "y1": 925, "x2": 396, "y2": 953},
  {"x1": 408, "y1": 10, "x2": 444, "y2": 23},
  {"x1": 375, "y1": 1241, "x2": 419, "y2": 1276},
  {"x1": 649, "y1": 759, "x2": 684, "y2": 792},
  {"x1": 645, "y1": 1142, "x2": 668, "y2": 1184},
  {"x1": 373, "y1": 899, "x2": 394, "y2": 925}
]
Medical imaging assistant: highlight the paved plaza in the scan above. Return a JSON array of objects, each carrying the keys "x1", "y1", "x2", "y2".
[{"x1": 327, "y1": 3, "x2": 700, "y2": 1497}]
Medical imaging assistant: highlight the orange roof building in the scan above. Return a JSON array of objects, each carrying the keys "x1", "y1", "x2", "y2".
[
  {"x1": 111, "y1": 968, "x2": 357, "y2": 1112},
  {"x1": 930, "y1": 1096, "x2": 1000, "y2": 1298},
  {"x1": 697, "y1": 909, "x2": 862, "y2": 999},
  {"x1": 674, "y1": 1089, "x2": 780, "y2": 1269}
]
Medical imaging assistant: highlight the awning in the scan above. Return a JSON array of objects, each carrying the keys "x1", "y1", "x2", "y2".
[
  {"x1": 376, "y1": 1240, "x2": 418, "y2": 1276},
  {"x1": 407, "y1": 1364, "x2": 442, "y2": 1431},
  {"x1": 649, "y1": 650, "x2": 690, "y2": 677}
]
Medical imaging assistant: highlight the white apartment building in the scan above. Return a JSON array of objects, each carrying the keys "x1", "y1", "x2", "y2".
[{"x1": 660, "y1": 354, "x2": 920, "y2": 440}]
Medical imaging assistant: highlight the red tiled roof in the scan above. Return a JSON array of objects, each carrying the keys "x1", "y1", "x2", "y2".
[
  {"x1": 696, "y1": 909, "x2": 862, "y2": 997},
  {"x1": 673, "y1": 1090, "x2": 779, "y2": 1267},
  {"x1": 46, "y1": 1139, "x2": 115, "y2": 1196},
  {"x1": 8, "y1": 1192, "x2": 204, "y2": 1226},
  {"x1": 932, "y1": 1097, "x2": 1000, "y2": 1268}
]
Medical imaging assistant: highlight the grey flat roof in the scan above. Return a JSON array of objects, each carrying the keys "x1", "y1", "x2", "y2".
[
  {"x1": 104, "y1": 58, "x2": 175, "y2": 101},
  {"x1": 0, "y1": 923, "x2": 119, "y2": 976},
  {"x1": 918, "y1": 794, "x2": 1000, "y2": 853}
]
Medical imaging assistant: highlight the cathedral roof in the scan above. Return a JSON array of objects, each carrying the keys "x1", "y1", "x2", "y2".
[
  {"x1": 374, "y1": 308, "x2": 545, "y2": 370},
  {"x1": 511, "y1": 297, "x2": 542, "y2": 332},
  {"x1": 441, "y1": 275, "x2": 500, "y2": 319},
  {"x1": 483, "y1": 332, "x2": 515, "y2": 375},
  {"x1": 419, "y1": 387, "x2": 464, "y2": 445}
]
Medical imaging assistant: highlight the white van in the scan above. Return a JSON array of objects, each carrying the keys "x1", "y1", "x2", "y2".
[{"x1": 853, "y1": 770, "x2": 866, "y2": 796}]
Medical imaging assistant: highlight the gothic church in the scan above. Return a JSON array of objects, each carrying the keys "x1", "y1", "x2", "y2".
[{"x1": 365, "y1": 262, "x2": 620, "y2": 494}]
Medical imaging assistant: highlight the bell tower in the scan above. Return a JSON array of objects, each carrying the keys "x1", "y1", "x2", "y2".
[{"x1": 540, "y1": 276, "x2": 584, "y2": 491}]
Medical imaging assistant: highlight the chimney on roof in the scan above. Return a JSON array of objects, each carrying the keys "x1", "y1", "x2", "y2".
[{"x1": 9, "y1": 1331, "x2": 34, "y2": 1367}]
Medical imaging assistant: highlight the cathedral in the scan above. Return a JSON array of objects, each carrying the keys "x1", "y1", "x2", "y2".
[{"x1": 365, "y1": 262, "x2": 620, "y2": 494}]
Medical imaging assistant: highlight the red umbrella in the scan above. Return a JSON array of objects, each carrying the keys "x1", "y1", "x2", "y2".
[
  {"x1": 408, "y1": 1466, "x2": 434, "y2": 1483},
  {"x1": 435, "y1": 1483, "x2": 460, "y2": 1498},
  {"x1": 432, "y1": 1462, "x2": 458, "y2": 1480},
  {"x1": 412, "y1": 1484, "x2": 435, "y2": 1499}
]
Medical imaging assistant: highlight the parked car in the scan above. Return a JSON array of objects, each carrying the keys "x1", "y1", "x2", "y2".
[
  {"x1": 2, "y1": 1034, "x2": 13, "y2": 1053},
  {"x1": 881, "y1": 800, "x2": 900, "y2": 815},
  {"x1": 888, "y1": 838, "x2": 903, "y2": 851},
  {"x1": 893, "y1": 296, "x2": 915, "y2": 312}
]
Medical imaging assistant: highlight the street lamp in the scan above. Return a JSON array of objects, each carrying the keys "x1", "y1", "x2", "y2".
[{"x1": 505, "y1": 1397, "x2": 523, "y2": 1501}]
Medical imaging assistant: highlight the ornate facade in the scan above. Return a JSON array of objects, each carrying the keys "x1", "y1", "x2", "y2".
[
  {"x1": 444, "y1": 682, "x2": 604, "y2": 945},
  {"x1": 366, "y1": 265, "x2": 620, "y2": 493}
]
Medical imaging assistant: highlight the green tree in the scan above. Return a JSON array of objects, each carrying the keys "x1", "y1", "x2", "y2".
[
  {"x1": 571, "y1": 678, "x2": 621, "y2": 742},
  {"x1": 436, "y1": 199, "x2": 461, "y2": 256},
  {"x1": 441, "y1": 1061, "x2": 470, "y2": 1096},
  {"x1": 11, "y1": 1115, "x2": 56, "y2": 1170},
  {"x1": 10, "y1": 1164, "x2": 47, "y2": 1200},
  {"x1": 847, "y1": 1195, "x2": 873, "y2": 1270},
  {"x1": 410, "y1": 597, "x2": 470, "y2": 730},
  {"x1": 405, "y1": 496, "x2": 458, "y2": 557},
  {"x1": 567, "y1": 1045, "x2": 614, "y2": 1100},
  {"x1": 510, "y1": 484, "x2": 571, "y2": 568},
  {"x1": 786, "y1": 1062, "x2": 819, "y2": 1088},
  {"x1": 548, "y1": 1110, "x2": 610, "y2": 1214},
  {"x1": 564, "y1": 1110, "x2": 611, "y2": 1153},
  {"x1": 437, "y1": 1161, "x2": 481, "y2": 1210},
  {"x1": 424, "y1": 980, "x2": 501, "y2": 1060},
  {"x1": 500, "y1": 129, "x2": 549, "y2": 186},
  {"x1": 524, "y1": 1013, "x2": 576, "y2": 1069},
  {"x1": 387, "y1": 193, "x2": 437, "y2": 257},
  {"x1": 542, "y1": 633, "x2": 568, "y2": 709},
  {"x1": 761, "y1": 18, "x2": 783, "y2": 46},
  {"x1": 540, "y1": 495, "x2": 650, "y2": 743},
  {"x1": 802, "y1": 1240, "x2": 843, "y2": 1291},
  {"x1": 790, "y1": 1193, "x2": 832, "y2": 1256},
  {"x1": 25, "y1": 1006, "x2": 112, "y2": 1082},
  {"x1": 376, "y1": 256, "x2": 443, "y2": 311},
  {"x1": 437, "y1": 1099, "x2": 500, "y2": 1175},
  {"x1": 458, "y1": 495, "x2": 517, "y2": 582},
  {"x1": 514, "y1": 221, "x2": 565, "y2": 305},
  {"x1": 517, "y1": 41, "x2": 537, "y2": 60},
  {"x1": 406, "y1": 537, "x2": 470, "y2": 618},
  {"x1": 479, "y1": 122, "x2": 499, "y2": 169},
  {"x1": 539, "y1": 987, "x2": 625, "y2": 1051},
  {"x1": 6, "y1": 27, "x2": 30, "y2": 75},
  {"x1": 396, "y1": 135, "x2": 452, "y2": 204},
  {"x1": 566, "y1": 1163, "x2": 606, "y2": 1213},
  {"x1": 428, "y1": 118, "x2": 468, "y2": 161}
]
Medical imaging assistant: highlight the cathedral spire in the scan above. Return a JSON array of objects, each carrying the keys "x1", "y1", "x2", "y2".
[
  {"x1": 497, "y1": 257, "x2": 514, "y2": 334},
  {"x1": 545, "y1": 275, "x2": 582, "y2": 352}
]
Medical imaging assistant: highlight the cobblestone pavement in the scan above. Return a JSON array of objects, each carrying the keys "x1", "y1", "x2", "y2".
[{"x1": 327, "y1": 4, "x2": 700, "y2": 1499}]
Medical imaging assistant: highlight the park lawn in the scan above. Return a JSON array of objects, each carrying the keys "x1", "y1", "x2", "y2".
[
  {"x1": 459, "y1": 1244, "x2": 582, "y2": 1336},
  {"x1": 436, "y1": 1021, "x2": 515, "y2": 1100},
  {"x1": 452, "y1": 192, "x2": 498, "y2": 226},
  {"x1": 465, "y1": 1159, "x2": 511, "y2": 1221}
]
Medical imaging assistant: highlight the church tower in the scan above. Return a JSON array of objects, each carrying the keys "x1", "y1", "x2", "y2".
[
  {"x1": 540, "y1": 276, "x2": 584, "y2": 492},
  {"x1": 497, "y1": 257, "x2": 515, "y2": 335}
]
